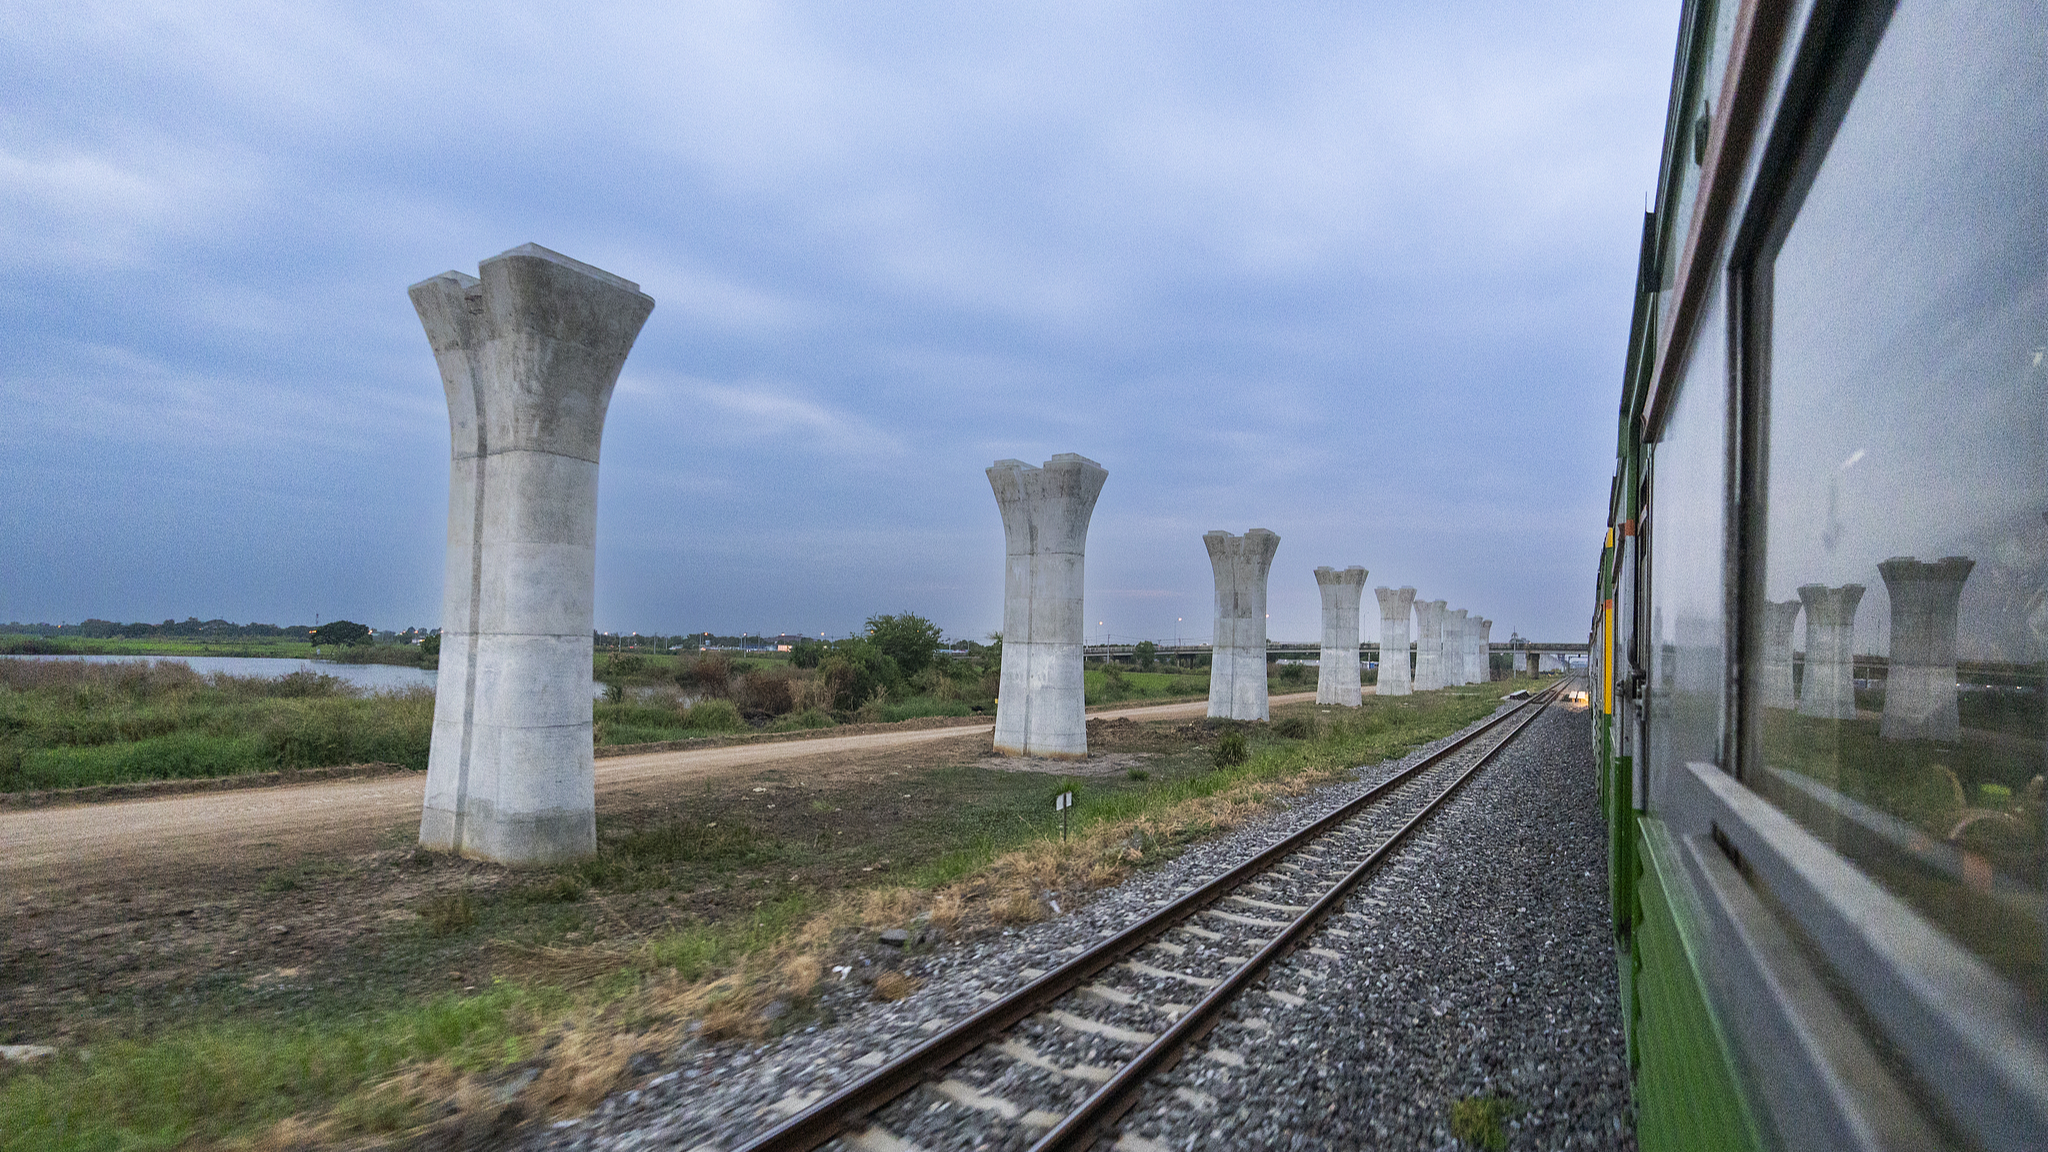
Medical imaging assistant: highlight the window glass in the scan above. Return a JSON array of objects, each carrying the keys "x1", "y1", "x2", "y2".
[
  {"x1": 1648, "y1": 278, "x2": 1728, "y2": 798},
  {"x1": 1757, "y1": 0, "x2": 2047, "y2": 996}
]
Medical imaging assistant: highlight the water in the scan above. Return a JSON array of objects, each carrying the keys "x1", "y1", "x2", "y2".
[
  {"x1": 1, "y1": 653, "x2": 437, "y2": 694},
  {"x1": 0, "y1": 652, "x2": 639, "y2": 698}
]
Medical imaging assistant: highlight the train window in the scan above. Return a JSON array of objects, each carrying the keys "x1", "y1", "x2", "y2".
[
  {"x1": 1647, "y1": 278, "x2": 1728, "y2": 804},
  {"x1": 1751, "y1": 0, "x2": 2047, "y2": 996}
]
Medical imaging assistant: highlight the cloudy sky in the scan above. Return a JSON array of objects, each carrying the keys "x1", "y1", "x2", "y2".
[{"x1": 2, "y1": 1, "x2": 1677, "y2": 644}]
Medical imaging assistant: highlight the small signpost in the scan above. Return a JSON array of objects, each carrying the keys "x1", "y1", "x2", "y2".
[{"x1": 1056, "y1": 790, "x2": 1074, "y2": 841}]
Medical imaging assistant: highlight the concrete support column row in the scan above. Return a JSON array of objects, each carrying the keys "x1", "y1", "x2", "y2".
[
  {"x1": 1374, "y1": 586, "x2": 1416, "y2": 697},
  {"x1": 989, "y1": 455, "x2": 1107, "y2": 758},
  {"x1": 414, "y1": 245, "x2": 654, "y2": 867},
  {"x1": 1475, "y1": 618, "x2": 1493, "y2": 682},
  {"x1": 1206, "y1": 529, "x2": 1280, "y2": 721},
  {"x1": 1314, "y1": 566, "x2": 1367, "y2": 707}
]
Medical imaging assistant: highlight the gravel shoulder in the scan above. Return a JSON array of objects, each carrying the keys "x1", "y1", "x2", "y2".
[{"x1": 523, "y1": 698, "x2": 1629, "y2": 1152}]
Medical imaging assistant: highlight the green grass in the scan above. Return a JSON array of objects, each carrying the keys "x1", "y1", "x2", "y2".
[
  {"x1": 1449, "y1": 1094, "x2": 1517, "y2": 1151},
  {"x1": 0, "y1": 985, "x2": 556, "y2": 1152},
  {"x1": 0, "y1": 661, "x2": 436, "y2": 791},
  {"x1": 1083, "y1": 667, "x2": 1209, "y2": 705},
  {"x1": 0, "y1": 634, "x2": 315, "y2": 659}
]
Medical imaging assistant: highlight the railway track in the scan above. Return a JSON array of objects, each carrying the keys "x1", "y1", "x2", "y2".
[{"x1": 735, "y1": 678, "x2": 1574, "y2": 1152}]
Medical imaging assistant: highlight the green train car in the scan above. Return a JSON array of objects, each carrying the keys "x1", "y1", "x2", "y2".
[{"x1": 1592, "y1": 0, "x2": 2045, "y2": 1147}]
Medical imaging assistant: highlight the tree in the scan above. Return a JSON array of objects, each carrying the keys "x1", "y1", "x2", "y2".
[
  {"x1": 1134, "y1": 640, "x2": 1157, "y2": 671},
  {"x1": 310, "y1": 620, "x2": 371, "y2": 647},
  {"x1": 863, "y1": 612, "x2": 944, "y2": 678}
]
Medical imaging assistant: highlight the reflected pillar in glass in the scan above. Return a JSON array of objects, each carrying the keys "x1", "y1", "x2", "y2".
[
  {"x1": 1313, "y1": 566, "x2": 1367, "y2": 707},
  {"x1": 1761, "y1": 599, "x2": 1803, "y2": 709},
  {"x1": 1877, "y1": 556, "x2": 1974, "y2": 742},
  {"x1": 1374, "y1": 586, "x2": 1416, "y2": 696},
  {"x1": 1414, "y1": 599, "x2": 1448, "y2": 691},
  {"x1": 1796, "y1": 583, "x2": 1867, "y2": 720}
]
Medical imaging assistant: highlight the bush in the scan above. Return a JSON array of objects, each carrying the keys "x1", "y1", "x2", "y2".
[
  {"x1": 735, "y1": 670, "x2": 797, "y2": 716},
  {"x1": 788, "y1": 639, "x2": 827, "y2": 669},
  {"x1": 682, "y1": 698, "x2": 746, "y2": 733},
  {"x1": 1213, "y1": 728, "x2": 1249, "y2": 768},
  {"x1": 678, "y1": 652, "x2": 732, "y2": 694},
  {"x1": 864, "y1": 613, "x2": 944, "y2": 677}
]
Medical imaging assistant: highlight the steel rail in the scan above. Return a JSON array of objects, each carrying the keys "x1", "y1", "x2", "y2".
[
  {"x1": 733, "y1": 680, "x2": 1568, "y2": 1152},
  {"x1": 1027, "y1": 679, "x2": 1564, "y2": 1151}
]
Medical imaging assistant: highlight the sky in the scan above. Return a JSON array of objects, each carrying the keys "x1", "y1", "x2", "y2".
[{"x1": 1, "y1": 1, "x2": 1679, "y2": 645}]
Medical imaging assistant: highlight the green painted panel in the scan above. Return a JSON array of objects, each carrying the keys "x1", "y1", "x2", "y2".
[{"x1": 1632, "y1": 818, "x2": 1765, "y2": 1152}]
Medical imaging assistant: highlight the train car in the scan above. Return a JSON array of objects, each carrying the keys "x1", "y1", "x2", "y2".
[{"x1": 1595, "y1": 0, "x2": 2045, "y2": 1148}]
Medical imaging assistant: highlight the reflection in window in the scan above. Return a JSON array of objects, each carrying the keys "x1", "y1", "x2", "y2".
[
  {"x1": 1647, "y1": 278, "x2": 1726, "y2": 795},
  {"x1": 1756, "y1": 0, "x2": 2046, "y2": 997}
]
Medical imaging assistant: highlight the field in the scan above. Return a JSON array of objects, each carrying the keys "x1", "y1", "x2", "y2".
[
  {"x1": 0, "y1": 634, "x2": 316, "y2": 659},
  {"x1": 0, "y1": 677, "x2": 1552, "y2": 1150},
  {"x1": 0, "y1": 656, "x2": 1219, "y2": 793}
]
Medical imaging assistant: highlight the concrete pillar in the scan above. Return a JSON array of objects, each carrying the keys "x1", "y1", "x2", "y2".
[
  {"x1": 1447, "y1": 609, "x2": 1470, "y2": 685},
  {"x1": 988, "y1": 455, "x2": 1108, "y2": 758},
  {"x1": 413, "y1": 244, "x2": 654, "y2": 866},
  {"x1": 1474, "y1": 618, "x2": 1493, "y2": 682},
  {"x1": 1414, "y1": 599, "x2": 1448, "y2": 691},
  {"x1": 1796, "y1": 583, "x2": 1866, "y2": 720},
  {"x1": 1760, "y1": 599, "x2": 1803, "y2": 710},
  {"x1": 1878, "y1": 556, "x2": 1974, "y2": 741},
  {"x1": 1314, "y1": 566, "x2": 1368, "y2": 706},
  {"x1": 1374, "y1": 586, "x2": 1416, "y2": 697},
  {"x1": 1206, "y1": 529, "x2": 1281, "y2": 721}
]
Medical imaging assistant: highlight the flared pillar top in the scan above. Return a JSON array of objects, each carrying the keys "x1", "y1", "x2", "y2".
[{"x1": 988, "y1": 455, "x2": 1108, "y2": 558}]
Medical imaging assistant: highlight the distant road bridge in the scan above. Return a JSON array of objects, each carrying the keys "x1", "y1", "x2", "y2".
[{"x1": 1080, "y1": 641, "x2": 1588, "y2": 679}]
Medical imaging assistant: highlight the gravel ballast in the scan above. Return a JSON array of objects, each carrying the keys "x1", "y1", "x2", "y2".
[{"x1": 523, "y1": 700, "x2": 1633, "y2": 1152}]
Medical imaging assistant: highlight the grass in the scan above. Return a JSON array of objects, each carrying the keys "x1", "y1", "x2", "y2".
[
  {"x1": 1449, "y1": 1094, "x2": 1517, "y2": 1151},
  {"x1": 0, "y1": 678, "x2": 1539, "y2": 1149},
  {"x1": 0, "y1": 634, "x2": 316, "y2": 659},
  {"x1": 0, "y1": 660, "x2": 434, "y2": 791},
  {"x1": 0, "y1": 985, "x2": 559, "y2": 1152}
]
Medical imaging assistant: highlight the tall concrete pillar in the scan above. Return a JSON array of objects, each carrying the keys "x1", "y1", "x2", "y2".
[
  {"x1": 1877, "y1": 556, "x2": 1974, "y2": 741},
  {"x1": 1414, "y1": 599, "x2": 1448, "y2": 691},
  {"x1": 1206, "y1": 529, "x2": 1281, "y2": 721},
  {"x1": 1447, "y1": 609, "x2": 1471, "y2": 685},
  {"x1": 1314, "y1": 566, "x2": 1368, "y2": 706},
  {"x1": 1760, "y1": 599, "x2": 1803, "y2": 710},
  {"x1": 1796, "y1": 583, "x2": 1866, "y2": 720},
  {"x1": 1374, "y1": 586, "x2": 1416, "y2": 696},
  {"x1": 413, "y1": 244, "x2": 654, "y2": 866},
  {"x1": 989, "y1": 455, "x2": 1108, "y2": 758},
  {"x1": 1474, "y1": 618, "x2": 1493, "y2": 682}
]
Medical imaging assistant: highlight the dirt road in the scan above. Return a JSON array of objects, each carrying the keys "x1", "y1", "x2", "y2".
[{"x1": 0, "y1": 693, "x2": 1319, "y2": 886}]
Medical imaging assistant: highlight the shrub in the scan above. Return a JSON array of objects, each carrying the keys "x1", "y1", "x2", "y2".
[
  {"x1": 682, "y1": 698, "x2": 746, "y2": 733},
  {"x1": 678, "y1": 652, "x2": 732, "y2": 694},
  {"x1": 1213, "y1": 728, "x2": 1249, "y2": 768},
  {"x1": 788, "y1": 639, "x2": 827, "y2": 669},
  {"x1": 735, "y1": 670, "x2": 797, "y2": 716},
  {"x1": 863, "y1": 612, "x2": 944, "y2": 677}
]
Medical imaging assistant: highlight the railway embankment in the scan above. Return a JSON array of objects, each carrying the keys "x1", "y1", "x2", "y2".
[{"x1": 519, "y1": 693, "x2": 1630, "y2": 1151}]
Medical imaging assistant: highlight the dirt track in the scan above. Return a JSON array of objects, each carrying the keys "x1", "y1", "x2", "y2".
[{"x1": 0, "y1": 693, "x2": 1319, "y2": 888}]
